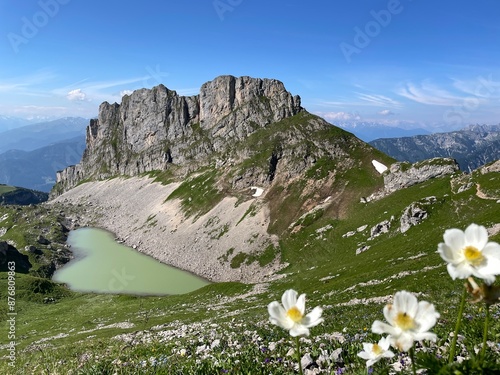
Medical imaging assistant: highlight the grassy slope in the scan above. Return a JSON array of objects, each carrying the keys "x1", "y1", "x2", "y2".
[
  {"x1": 0, "y1": 166, "x2": 498, "y2": 374},
  {"x1": 0, "y1": 185, "x2": 16, "y2": 195}
]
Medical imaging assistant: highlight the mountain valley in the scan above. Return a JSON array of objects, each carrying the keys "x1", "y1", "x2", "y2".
[{"x1": 0, "y1": 76, "x2": 499, "y2": 374}]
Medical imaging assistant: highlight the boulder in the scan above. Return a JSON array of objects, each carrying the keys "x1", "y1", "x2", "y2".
[
  {"x1": 370, "y1": 220, "x2": 391, "y2": 238},
  {"x1": 400, "y1": 197, "x2": 437, "y2": 233}
]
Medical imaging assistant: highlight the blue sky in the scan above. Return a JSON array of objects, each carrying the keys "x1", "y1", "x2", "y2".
[{"x1": 1, "y1": 0, "x2": 500, "y2": 131}]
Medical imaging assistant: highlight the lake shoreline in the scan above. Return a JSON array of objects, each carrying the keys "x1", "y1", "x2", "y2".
[
  {"x1": 48, "y1": 176, "x2": 285, "y2": 283},
  {"x1": 53, "y1": 227, "x2": 209, "y2": 295}
]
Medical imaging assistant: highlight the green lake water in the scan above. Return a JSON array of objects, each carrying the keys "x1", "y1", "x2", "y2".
[{"x1": 52, "y1": 227, "x2": 209, "y2": 295}]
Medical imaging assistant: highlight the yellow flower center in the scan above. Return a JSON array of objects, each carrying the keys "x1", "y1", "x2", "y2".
[
  {"x1": 372, "y1": 343, "x2": 383, "y2": 355},
  {"x1": 394, "y1": 312, "x2": 415, "y2": 330},
  {"x1": 463, "y1": 246, "x2": 484, "y2": 266},
  {"x1": 287, "y1": 306, "x2": 303, "y2": 323}
]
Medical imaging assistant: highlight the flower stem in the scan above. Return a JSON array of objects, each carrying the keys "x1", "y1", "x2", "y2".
[
  {"x1": 295, "y1": 336, "x2": 303, "y2": 375},
  {"x1": 449, "y1": 286, "x2": 467, "y2": 364},
  {"x1": 480, "y1": 304, "x2": 490, "y2": 364},
  {"x1": 410, "y1": 347, "x2": 417, "y2": 375}
]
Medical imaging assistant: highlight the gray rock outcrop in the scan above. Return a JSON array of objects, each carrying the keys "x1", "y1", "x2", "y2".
[
  {"x1": 370, "y1": 219, "x2": 391, "y2": 238},
  {"x1": 384, "y1": 158, "x2": 459, "y2": 193},
  {"x1": 399, "y1": 196, "x2": 437, "y2": 233},
  {"x1": 54, "y1": 76, "x2": 303, "y2": 194}
]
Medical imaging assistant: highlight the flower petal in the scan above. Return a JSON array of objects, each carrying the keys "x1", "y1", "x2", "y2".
[
  {"x1": 357, "y1": 350, "x2": 371, "y2": 361},
  {"x1": 394, "y1": 291, "x2": 418, "y2": 318},
  {"x1": 362, "y1": 343, "x2": 373, "y2": 353},
  {"x1": 290, "y1": 325, "x2": 309, "y2": 337},
  {"x1": 383, "y1": 350, "x2": 395, "y2": 359},
  {"x1": 415, "y1": 301, "x2": 439, "y2": 332},
  {"x1": 480, "y1": 242, "x2": 500, "y2": 282},
  {"x1": 302, "y1": 306, "x2": 323, "y2": 327},
  {"x1": 366, "y1": 358, "x2": 378, "y2": 367},
  {"x1": 296, "y1": 293, "x2": 306, "y2": 315},
  {"x1": 438, "y1": 243, "x2": 460, "y2": 263},
  {"x1": 383, "y1": 303, "x2": 397, "y2": 325},
  {"x1": 412, "y1": 331, "x2": 437, "y2": 342},
  {"x1": 281, "y1": 289, "x2": 298, "y2": 311},
  {"x1": 464, "y1": 224, "x2": 488, "y2": 250},
  {"x1": 372, "y1": 320, "x2": 399, "y2": 336},
  {"x1": 268, "y1": 301, "x2": 293, "y2": 329},
  {"x1": 392, "y1": 332, "x2": 414, "y2": 352},
  {"x1": 471, "y1": 268, "x2": 496, "y2": 285},
  {"x1": 443, "y1": 228, "x2": 465, "y2": 249},
  {"x1": 379, "y1": 336, "x2": 392, "y2": 350},
  {"x1": 482, "y1": 241, "x2": 500, "y2": 259},
  {"x1": 447, "y1": 262, "x2": 472, "y2": 280}
]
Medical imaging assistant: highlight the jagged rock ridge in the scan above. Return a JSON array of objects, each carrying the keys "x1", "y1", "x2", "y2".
[{"x1": 55, "y1": 76, "x2": 302, "y2": 193}]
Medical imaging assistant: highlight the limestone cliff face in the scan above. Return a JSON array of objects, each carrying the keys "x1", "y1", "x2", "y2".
[{"x1": 55, "y1": 76, "x2": 302, "y2": 193}]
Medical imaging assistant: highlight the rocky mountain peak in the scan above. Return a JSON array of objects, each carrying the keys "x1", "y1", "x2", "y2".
[
  {"x1": 54, "y1": 75, "x2": 303, "y2": 194},
  {"x1": 199, "y1": 75, "x2": 301, "y2": 132}
]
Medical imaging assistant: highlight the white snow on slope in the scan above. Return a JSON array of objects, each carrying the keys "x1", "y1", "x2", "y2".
[{"x1": 372, "y1": 160, "x2": 388, "y2": 174}]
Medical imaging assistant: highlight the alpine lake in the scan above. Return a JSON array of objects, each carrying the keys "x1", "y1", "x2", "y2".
[{"x1": 52, "y1": 227, "x2": 209, "y2": 295}]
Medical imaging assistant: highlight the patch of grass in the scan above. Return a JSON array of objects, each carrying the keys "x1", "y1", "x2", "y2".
[
  {"x1": 146, "y1": 214, "x2": 158, "y2": 227},
  {"x1": 145, "y1": 169, "x2": 177, "y2": 185},
  {"x1": 166, "y1": 169, "x2": 224, "y2": 220},
  {"x1": 230, "y1": 252, "x2": 248, "y2": 268},
  {"x1": 236, "y1": 203, "x2": 258, "y2": 225},
  {"x1": 0, "y1": 184, "x2": 16, "y2": 194},
  {"x1": 257, "y1": 243, "x2": 279, "y2": 266},
  {"x1": 218, "y1": 247, "x2": 234, "y2": 263},
  {"x1": 305, "y1": 158, "x2": 336, "y2": 179},
  {"x1": 229, "y1": 243, "x2": 279, "y2": 268},
  {"x1": 209, "y1": 223, "x2": 229, "y2": 240},
  {"x1": 473, "y1": 169, "x2": 500, "y2": 197}
]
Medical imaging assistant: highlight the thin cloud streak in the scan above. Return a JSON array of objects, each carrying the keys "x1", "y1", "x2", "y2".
[
  {"x1": 396, "y1": 80, "x2": 466, "y2": 106},
  {"x1": 356, "y1": 93, "x2": 402, "y2": 109}
]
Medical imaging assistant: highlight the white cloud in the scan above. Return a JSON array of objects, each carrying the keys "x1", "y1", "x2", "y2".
[
  {"x1": 452, "y1": 75, "x2": 500, "y2": 99},
  {"x1": 316, "y1": 111, "x2": 361, "y2": 121},
  {"x1": 67, "y1": 89, "x2": 88, "y2": 101},
  {"x1": 357, "y1": 93, "x2": 402, "y2": 108},
  {"x1": 396, "y1": 80, "x2": 464, "y2": 106},
  {"x1": 378, "y1": 109, "x2": 395, "y2": 116}
]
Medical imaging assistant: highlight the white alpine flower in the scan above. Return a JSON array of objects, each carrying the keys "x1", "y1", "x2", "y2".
[
  {"x1": 358, "y1": 336, "x2": 395, "y2": 367},
  {"x1": 437, "y1": 223, "x2": 500, "y2": 284},
  {"x1": 267, "y1": 289, "x2": 323, "y2": 337},
  {"x1": 372, "y1": 291, "x2": 440, "y2": 352}
]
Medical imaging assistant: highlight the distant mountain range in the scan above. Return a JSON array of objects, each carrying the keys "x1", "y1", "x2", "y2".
[
  {"x1": 369, "y1": 124, "x2": 500, "y2": 171},
  {"x1": 0, "y1": 117, "x2": 88, "y2": 191},
  {"x1": 0, "y1": 115, "x2": 32, "y2": 132},
  {"x1": 0, "y1": 117, "x2": 88, "y2": 154},
  {"x1": 0, "y1": 184, "x2": 48, "y2": 205},
  {"x1": 0, "y1": 137, "x2": 86, "y2": 192},
  {"x1": 327, "y1": 120, "x2": 431, "y2": 142}
]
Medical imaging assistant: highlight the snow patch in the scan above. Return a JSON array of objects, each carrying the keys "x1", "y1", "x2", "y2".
[
  {"x1": 250, "y1": 186, "x2": 264, "y2": 197},
  {"x1": 372, "y1": 160, "x2": 388, "y2": 174}
]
